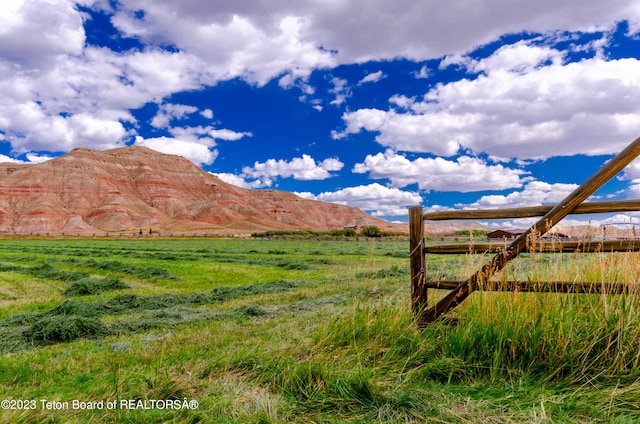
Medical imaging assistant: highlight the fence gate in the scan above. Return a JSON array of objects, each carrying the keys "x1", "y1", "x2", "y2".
[{"x1": 410, "y1": 136, "x2": 640, "y2": 326}]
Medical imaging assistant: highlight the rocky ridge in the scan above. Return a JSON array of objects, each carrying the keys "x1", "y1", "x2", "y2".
[{"x1": 0, "y1": 146, "x2": 403, "y2": 235}]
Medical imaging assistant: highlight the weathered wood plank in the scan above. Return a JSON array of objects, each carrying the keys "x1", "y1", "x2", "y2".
[
  {"x1": 409, "y1": 206, "x2": 427, "y2": 317},
  {"x1": 424, "y1": 239, "x2": 640, "y2": 254},
  {"x1": 423, "y1": 199, "x2": 640, "y2": 221},
  {"x1": 425, "y1": 279, "x2": 639, "y2": 294},
  {"x1": 418, "y1": 135, "x2": 640, "y2": 325}
]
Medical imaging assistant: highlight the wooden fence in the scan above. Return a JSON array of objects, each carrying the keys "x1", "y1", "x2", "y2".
[{"x1": 410, "y1": 135, "x2": 640, "y2": 326}]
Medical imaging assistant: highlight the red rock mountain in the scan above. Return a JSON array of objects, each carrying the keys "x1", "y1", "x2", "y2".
[{"x1": 0, "y1": 146, "x2": 402, "y2": 235}]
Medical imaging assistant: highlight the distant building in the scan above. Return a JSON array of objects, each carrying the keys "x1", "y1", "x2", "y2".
[{"x1": 487, "y1": 229, "x2": 524, "y2": 240}]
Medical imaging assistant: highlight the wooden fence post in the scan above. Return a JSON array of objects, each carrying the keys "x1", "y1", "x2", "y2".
[{"x1": 409, "y1": 206, "x2": 426, "y2": 318}]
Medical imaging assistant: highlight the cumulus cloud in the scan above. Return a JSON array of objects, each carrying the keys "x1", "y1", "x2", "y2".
[
  {"x1": 0, "y1": 102, "x2": 128, "y2": 154},
  {"x1": 240, "y1": 154, "x2": 344, "y2": 187},
  {"x1": 213, "y1": 172, "x2": 263, "y2": 189},
  {"x1": 165, "y1": 125, "x2": 252, "y2": 144},
  {"x1": 94, "y1": 0, "x2": 640, "y2": 67},
  {"x1": 353, "y1": 149, "x2": 528, "y2": 192},
  {"x1": 150, "y1": 104, "x2": 198, "y2": 128},
  {"x1": 414, "y1": 66, "x2": 430, "y2": 79},
  {"x1": 623, "y1": 158, "x2": 640, "y2": 199},
  {"x1": 24, "y1": 152, "x2": 54, "y2": 163},
  {"x1": 133, "y1": 135, "x2": 217, "y2": 165},
  {"x1": 110, "y1": 7, "x2": 337, "y2": 86},
  {"x1": 456, "y1": 181, "x2": 579, "y2": 209},
  {"x1": 208, "y1": 129, "x2": 253, "y2": 141},
  {"x1": 623, "y1": 157, "x2": 640, "y2": 181},
  {"x1": 0, "y1": 0, "x2": 84, "y2": 66},
  {"x1": 300, "y1": 183, "x2": 423, "y2": 217},
  {"x1": 0, "y1": 154, "x2": 24, "y2": 164},
  {"x1": 333, "y1": 108, "x2": 463, "y2": 156},
  {"x1": 0, "y1": 41, "x2": 207, "y2": 153},
  {"x1": 0, "y1": 151, "x2": 53, "y2": 164},
  {"x1": 338, "y1": 41, "x2": 640, "y2": 159},
  {"x1": 470, "y1": 41, "x2": 564, "y2": 74},
  {"x1": 628, "y1": 183, "x2": 640, "y2": 200},
  {"x1": 135, "y1": 123, "x2": 251, "y2": 166},
  {"x1": 329, "y1": 77, "x2": 350, "y2": 106},
  {"x1": 359, "y1": 71, "x2": 386, "y2": 84},
  {"x1": 2, "y1": 0, "x2": 640, "y2": 184}
]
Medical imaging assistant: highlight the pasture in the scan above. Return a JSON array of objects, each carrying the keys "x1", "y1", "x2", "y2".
[{"x1": 1, "y1": 237, "x2": 640, "y2": 423}]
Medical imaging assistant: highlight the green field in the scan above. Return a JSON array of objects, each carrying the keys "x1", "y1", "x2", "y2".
[{"x1": 1, "y1": 238, "x2": 640, "y2": 423}]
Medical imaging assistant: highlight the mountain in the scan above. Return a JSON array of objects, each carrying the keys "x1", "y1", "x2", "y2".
[{"x1": 0, "y1": 146, "x2": 403, "y2": 235}]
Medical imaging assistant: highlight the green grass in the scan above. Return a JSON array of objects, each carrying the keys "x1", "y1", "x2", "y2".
[{"x1": 0, "y1": 238, "x2": 639, "y2": 422}]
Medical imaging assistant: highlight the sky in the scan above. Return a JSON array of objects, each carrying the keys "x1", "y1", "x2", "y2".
[{"x1": 2, "y1": 1, "x2": 640, "y2": 228}]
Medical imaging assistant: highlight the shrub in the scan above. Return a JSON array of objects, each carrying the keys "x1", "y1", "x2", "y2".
[{"x1": 360, "y1": 226, "x2": 382, "y2": 238}]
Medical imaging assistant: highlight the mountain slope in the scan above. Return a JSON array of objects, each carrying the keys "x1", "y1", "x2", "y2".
[{"x1": 0, "y1": 146, "x2": 401, "y2": 235}]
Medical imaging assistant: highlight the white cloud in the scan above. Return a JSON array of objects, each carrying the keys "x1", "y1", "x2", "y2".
[
  {"x1": 151, "y1": 103, "x2": 198, "y2": 128},
  {"x1": 471, "y1": 41, "x2": 564, "y2": 74},
  {"x1": 628, "y1": 182, "x2": 640, "y2": 200},
  {"x1": 207, "y1": 128, "x2": 253, "y2": 141},
  {"x1": 241, "y1": 154, "x2": 344, "y2": 187},
  {"x1": 626, "y1": 158, "x2": 640, "y2": 199},
  {"x1": 353, "y1": 150, "x2": 528, "y2": 192},
  {"x1": 414, "y1": 65, "x2": 430, "y2": 79},
  {"x1": 302, "y1": 183, "x2": 422, "y2": 217},
  {"x1": 0, "y1": 101, "x2": 128, "y2": 153},
  {"x1": 0, "y1": 42, "x2": 208, "y2": 153},
  {"x1": 334, "y1": 108, "x2": 464, "y2": 156},
  {"x1": 24, "y1": 152, "x2": 53, "y2": 163},
  {"x1": 0, "y1": 154, "x2": 24, "y2": 164},
  {"x1": 0, "y1": 0, "x2": 84, "y2": 66},
  {"x1": 163, "y1": 125, "x2": 252, "y2": 146},
  {"x1": 319, "y1": 157, "x2": 344, "y2": 171},
  {"x1": 213, "y1": 172, "x2": 263, "y2": 189},
  {"x1": 98, "y1": 0, "x2": 640, "y2": 67},
  {"x1": 110, "y1": 8, "x2": 336, "y2": 86},
  {"x1": 0, "y1": 151, "x2": 58, "y2": 164},
  {"x1": 293, "y1": 191, "x2": 316, "y2": 200},
  {"x1": 601, "y1": 214, "x2": 640, "y2": 226},
  {"x1": 133, "y1": 135, "x2": 218, "y2": 165},
  {"x1": 388, "y1": 95, "x2": 415, "y2": 109},
  {"x1": 456, "y1": 181, "x2": 579, "y2": 209},
  {"x1": 1, "y1": 0, "x2": 640, "y2": 169},
  {"x1": 329, "y1": 77, "x2": 350, "y2": 106},
  {"x1": 622, "y1": 157, "x2": 640, "y2": 181},
  {"x1": 132, "y1": 122, "x2": 251, "y2": 168},
  {"x1": 359, "y1": 70, "x2": 385, "y2": 84},
  {"x1": 482, "y1": 212, "x2": 640, "y2": 230},
  {"x1": 338, "y1": 42, "x2": 640, "y2": 159},
  {"x1": 439, "y1": 54, "x2": 475, "y2": 70}
]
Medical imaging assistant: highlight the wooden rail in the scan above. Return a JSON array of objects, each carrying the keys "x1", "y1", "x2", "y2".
[
  {"x1": 424, "y1": 239, "x2": 640, "y2": 254},
  {"x1": 410, "y1": 135, "x2": 640, "y2": 326},
  {"x1": 423, "y1": 199, "x2": 640, "y2": 220},
  {"x1": 425, "y1": 280, "x2": 639, "y2": 294}
]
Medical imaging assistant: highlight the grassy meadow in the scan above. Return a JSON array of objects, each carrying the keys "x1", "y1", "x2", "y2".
[{"x1": 1, "y1": 237, "x2": 640, "y2": 423}]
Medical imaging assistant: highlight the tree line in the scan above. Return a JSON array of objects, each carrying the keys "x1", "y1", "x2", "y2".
[{"x1": 251, "y1": 226, "x2": 407, "y2": 239}]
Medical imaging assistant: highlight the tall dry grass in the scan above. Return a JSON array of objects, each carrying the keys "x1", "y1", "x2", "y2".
[
  {"x1": 314, "y1": 233, "x2": 640, "y2": 387},
  {"x1": 438, "y1": 230, "x2": 640, "y2": 384}
]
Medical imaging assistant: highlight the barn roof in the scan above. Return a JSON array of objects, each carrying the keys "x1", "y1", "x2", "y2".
[{"x1": 487, "y1": 229, "x2": 524, "y2": 238}]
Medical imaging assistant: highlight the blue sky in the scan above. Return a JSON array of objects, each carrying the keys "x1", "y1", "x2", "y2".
[{"x1": 2, "y1": 1, "x2": 640, "y2": 227}]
